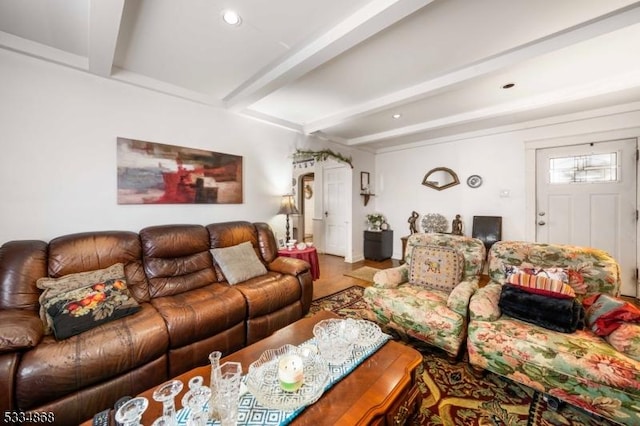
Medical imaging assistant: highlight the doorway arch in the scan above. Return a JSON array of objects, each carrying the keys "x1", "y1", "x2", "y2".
[{"x1": 298, "y1": 173, "x2": 315, "y2": 243}]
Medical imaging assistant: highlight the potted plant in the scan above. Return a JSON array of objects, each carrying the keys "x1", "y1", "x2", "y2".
[{"x1": 366, "y1": 213, "x2": 386, "y2": 231}]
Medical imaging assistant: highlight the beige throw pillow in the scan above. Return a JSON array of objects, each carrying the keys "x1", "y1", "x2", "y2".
[
  {"x1": 408, "y1": 245, "x2": 464, "y2": 292},
  {"x1": 211, "y1": 241, "x2": 268, "y2": 285}
]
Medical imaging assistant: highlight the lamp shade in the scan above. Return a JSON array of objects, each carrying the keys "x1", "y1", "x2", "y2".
[{"x1": 277, "y1": 194, "x2": 299, "y2": 215}]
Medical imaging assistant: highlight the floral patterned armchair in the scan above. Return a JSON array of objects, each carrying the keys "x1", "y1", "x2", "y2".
[
  {"x1": 363, "y1": 233, "x2": 485, "y2": 358},
  {"x1": 467, "y1": 241, "x2": 640, "y2": 424}
]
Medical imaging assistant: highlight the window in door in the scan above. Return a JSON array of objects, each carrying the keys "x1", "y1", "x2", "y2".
[{"x1": 548, "y1": 152, "x2": 619, "y2": 184}]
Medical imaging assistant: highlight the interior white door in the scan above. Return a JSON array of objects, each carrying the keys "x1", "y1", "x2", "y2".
[
  {"x1": 536, "y1": 139, "x2": 637, "y2": 296},
  {"x1": 323, "y1": 165, "x2": 347, "y2": 256}
]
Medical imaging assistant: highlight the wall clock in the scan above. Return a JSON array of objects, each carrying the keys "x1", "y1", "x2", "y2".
[{"x1": 466, "y1": 175, "x2": 483, "y2": 188}]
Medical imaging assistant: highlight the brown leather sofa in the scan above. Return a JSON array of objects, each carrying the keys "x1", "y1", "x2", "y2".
[{"x1": 0, "y1": 221, "x2": 312, "y2": 425}]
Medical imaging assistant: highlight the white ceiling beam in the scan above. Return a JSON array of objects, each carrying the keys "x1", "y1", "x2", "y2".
[
  {"x1": 374, "y1": 100, "x2": 640, "y2": 154},
  {"x1": 304, "y1": 1, "x2": 640, "y2": 134},
  {"x1": 238, "y1": 110, "x2": 303, "y2": 133},
  {"x1": 347, "y1": 71, "x2": 640, "y2": 145},
  {"x1": 224, "y1": 0, "x2": 435, "y2": 112},
  {"x1": 0, "y1": 31, "x2": 88, "y2": 69},
  {"x1": 111, "y1": 67, "x2": 223, "y2": 107},
  {"x1": 88, "y1": 0, "x2": 125, "y2": 76}
]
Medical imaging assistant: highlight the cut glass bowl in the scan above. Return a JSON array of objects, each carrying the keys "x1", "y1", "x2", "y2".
[
  {"x1": 353, "y1": 320, "x2": 382, "y2": 347},
  {"x1": 246, "y1": 344, "x2": 329, "y2": 411},
  {"x1": 313, "y1": 319, "x2": 359, "y2": 365}
]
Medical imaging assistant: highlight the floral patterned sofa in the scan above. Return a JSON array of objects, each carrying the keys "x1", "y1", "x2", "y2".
[
  {"x1": 467, "y1": 241, "x2": 640, "y2": 424},
  {"x1": 363, "y1": 233, "x2": 485, "y2": 358}
]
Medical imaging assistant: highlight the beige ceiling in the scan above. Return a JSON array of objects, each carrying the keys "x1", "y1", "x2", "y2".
[{"x1": 2, "y1": 0, "x2": 640, "y2": 152}]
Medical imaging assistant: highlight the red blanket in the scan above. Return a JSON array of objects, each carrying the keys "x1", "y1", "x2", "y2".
[{"x1": 582, "y1": 294, "x2": 640, "y2": 336}]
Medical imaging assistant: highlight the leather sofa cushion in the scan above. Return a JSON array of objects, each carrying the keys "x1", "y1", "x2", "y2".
[
  {"x1": 141, "y1": 225, "x2": 218, "y2": 297},
  {"x1": 46, "y1": 231, "x2": 150, "y2": 303},
  {"x1": 0, "y1": 310, "x2": 43, "y2": 352},
  {"x1": 0, "y1": 240, "x2": 48, "y2": 311},
  {"x1": 144, "y1": 252, "x2": 217, "y2": 298},
  {"x1": 32, "y1": 356, "x2": 168, "y2": 426},
  {"x1": 151, "y1": 283, "x2": 246, "y2": 348},
  {"x1": 15, "y1": 303, "x2": 168, "y2": 409},
  {"x1": 48, "y1": 231, "x2": 142, "y2": 278},
  {"x1": 207, "y1": 221, "x2": 258, "y2": 250},
  {"x1": 235, "y1": 272, "x2": 301, "y2": 318},
  {"x1": 0, "y1": 353, "x2": 19, "y2": 412}
]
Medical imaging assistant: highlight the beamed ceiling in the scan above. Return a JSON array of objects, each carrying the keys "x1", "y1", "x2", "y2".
[{"x1": 2, "y1": 0, "x2": 640, "y2": 152}]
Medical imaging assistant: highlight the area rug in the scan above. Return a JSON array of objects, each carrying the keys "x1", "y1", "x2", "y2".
[
  {"x1": 307, "y1": 285, "x2": 370, "y2": 318},
  {"x1": 309, "y1": 286, "x2": 618, "y2": 426},
  {"x1": 343, "y1": 266, "x2": 380, "y2": 282}
]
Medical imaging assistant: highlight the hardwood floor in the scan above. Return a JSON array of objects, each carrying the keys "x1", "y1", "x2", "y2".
[{"x1": 312, "y1": 254, "x2": 400, "y2": 300}]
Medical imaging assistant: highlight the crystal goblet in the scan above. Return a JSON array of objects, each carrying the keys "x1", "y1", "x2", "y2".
[
  {"x1": 114, "y1": 397, "x2": 148, "y2": 426},
  {"x1": 152, "y1": 379, "x2": 183, "y2": 425},
  {"x1": 181, "y1": 375, "x2": 211, "y2": 426}
]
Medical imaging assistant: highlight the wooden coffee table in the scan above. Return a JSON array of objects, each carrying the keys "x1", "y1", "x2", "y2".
[{"x1": 91, "y1": 311, "x2": 423, "y2": 425}]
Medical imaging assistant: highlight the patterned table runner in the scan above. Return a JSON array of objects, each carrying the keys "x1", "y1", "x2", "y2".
[{"x1": 176, "y1": 331, "x2": 390, "y2": 425}]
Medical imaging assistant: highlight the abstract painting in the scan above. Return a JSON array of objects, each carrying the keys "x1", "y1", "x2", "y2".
[{"x1": 117, "y1": 138, "x2": 243, "y2": 204}]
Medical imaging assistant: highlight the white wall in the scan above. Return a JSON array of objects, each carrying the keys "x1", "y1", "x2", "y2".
[
  {"x1": 375, "y1": 135, "x2": 525, "y2": 259},
  {"x1": 0, "y1": 50, "x2": 299, "y2": 243},
  {"x1": 291, "y1": 142, "x2": 376, "y2": 262},
  {"x1": 375, "y1": 108, "x2": 640, "y2": 260}
]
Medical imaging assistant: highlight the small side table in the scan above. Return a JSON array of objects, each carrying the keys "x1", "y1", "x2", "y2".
[
  {"x1": 278, "y1": 247, "x2": 320, "y2": 280},
  {"x1": 364, "y1": 230, "x2": 393, "y2": 261}
]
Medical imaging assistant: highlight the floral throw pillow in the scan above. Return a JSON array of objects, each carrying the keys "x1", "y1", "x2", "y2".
[
  {"x1": 42, "y1": 278, "x2": 140, "y2": 340},
  {"x1": 408, "y1": 245, "x2": 464, "y2": 292},
  {"x1": 37, "y1": 263, "x2": 126, "y2": 335}
]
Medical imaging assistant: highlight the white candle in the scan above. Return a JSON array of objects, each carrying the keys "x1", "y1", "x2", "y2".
[{"x1": 278, "y1": 354, "x2": 304, "y2": 392}]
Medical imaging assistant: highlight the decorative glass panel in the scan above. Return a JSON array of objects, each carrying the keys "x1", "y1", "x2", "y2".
[{"x1": 549, "y1": 153, "x2": 618, "y2": 184}]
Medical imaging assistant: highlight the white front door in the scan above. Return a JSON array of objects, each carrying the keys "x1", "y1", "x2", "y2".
[
  {"x1": 323, "y1": 165, "x2": 347, "y2": 256},
  {"x1": 536, "y1": 139, "x2": 637, "y2": 296}
]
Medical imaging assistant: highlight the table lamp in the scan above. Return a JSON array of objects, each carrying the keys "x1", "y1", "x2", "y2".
[{"x1": 277, "y1": 194, "x2": 299, "y2": 242}]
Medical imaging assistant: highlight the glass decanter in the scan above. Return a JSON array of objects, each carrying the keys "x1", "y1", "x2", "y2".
[
  {"x1": 209, "y1": 350, "x2": 222, "y2": 421},
  {"x1": 152, "y1": 379, "x2": 183, "y2": 425},
  {"x1": 114, "y1": 397, "x2": 149, "y2": 426}
]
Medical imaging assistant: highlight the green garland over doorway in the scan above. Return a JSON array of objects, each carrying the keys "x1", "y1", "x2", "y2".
[{"x1": 293, "y1": 149, "x2": 353, "y2": 168}]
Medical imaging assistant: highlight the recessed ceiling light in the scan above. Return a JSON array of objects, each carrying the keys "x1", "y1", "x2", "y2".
[
  {"x1": 392, "y1": 113, "x2": 402, "y2": 119},
  {"x1": 222, "y1": 10, "x2": 242, "y2": 26},
  {"x1": 502, "y1": 83, "x2": 515, "y2": 89}
]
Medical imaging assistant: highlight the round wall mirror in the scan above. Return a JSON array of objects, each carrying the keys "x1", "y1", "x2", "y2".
[{"x1": 422, "y1": 167, "x2": 460, "y2": 191}]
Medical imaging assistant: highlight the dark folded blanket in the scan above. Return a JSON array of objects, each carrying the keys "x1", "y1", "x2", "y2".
[{"x1": 499, "y1": 284, "x2": 585, "y2": 333}]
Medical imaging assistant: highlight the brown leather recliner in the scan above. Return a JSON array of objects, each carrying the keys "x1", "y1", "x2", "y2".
[
  {"x1": 207, "y1": 222, "x2": 313, "y2": 344},
  {"x1": 0, "y1": 221, "x2": 312, "y2": 425}
]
